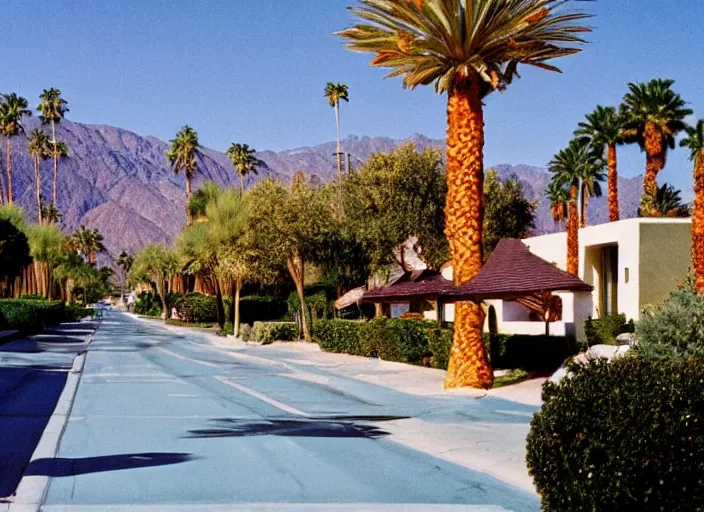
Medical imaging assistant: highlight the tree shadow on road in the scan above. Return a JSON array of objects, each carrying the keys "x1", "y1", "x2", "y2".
[
  {"x1": 24, "y1": 452, "x2": 196, "y2": 477},
  {"x1": 186, "y1": 416, "x2": 408, "y2": 440}
]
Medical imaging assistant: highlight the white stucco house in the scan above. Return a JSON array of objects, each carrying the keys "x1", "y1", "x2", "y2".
[{"x1": 488, "y1": 218, "x2": 692, "y2": 341}]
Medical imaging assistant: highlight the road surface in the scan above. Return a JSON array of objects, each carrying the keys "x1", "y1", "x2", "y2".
[{"x1": 38, "y1": 311, "x2": 540, "y2": 511}]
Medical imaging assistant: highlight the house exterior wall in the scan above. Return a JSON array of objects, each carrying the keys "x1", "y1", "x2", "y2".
[{"x1": 638, "y1": 221, "x2": 691, "y2": 308}]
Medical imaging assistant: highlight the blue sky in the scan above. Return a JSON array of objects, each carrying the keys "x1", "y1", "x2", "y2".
[{"x1": 3, "y1": 0, "x2": 702, "y2": 194}]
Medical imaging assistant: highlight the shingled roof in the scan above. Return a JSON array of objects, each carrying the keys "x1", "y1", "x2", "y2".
[{"x1": 362, "y1": 238, "x2": 592, "y2": 302}]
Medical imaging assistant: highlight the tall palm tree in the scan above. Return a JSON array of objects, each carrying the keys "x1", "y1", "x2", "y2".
[
  {"x1": 28, "y1": 129, "x2": 52, "y2": 224},
  {"x1": 37, "y1": 88, "x2": 69, "y2": 206},
  {"x1": 579, "y1": 161, "x2": 605, "y2": 227},
  {"x1": 116, "y1": 251, "x2": 135, "y2": 304},
  {"x1": 72, "y1": 225, "x2": 106, "y2": 265},
  {"x1": 682, "y1": 120, "x2": 704, "y2": 293},
  {"x1": 546, "y1": 179, "x2": 569, "y2": 224},
  {"x1": 621, "y1": 79, "x2": 692, "y2": 215},
  {"x1": 0, "y1": 93, "x2": 33, "y2": 205},
  {"x1": 225, "y1": 143, "x2": 266, "y2": 197},
  {"x1": 167, "y1": 126, "x2": 201, "y2": 219},
  {"x1": 324, "y1": 82, "x2": 349, "y2": 179},
  {"x1": 41, "y1": 204, "x2": 61, "y2": 225},
  {"x1": 549, "y1": 139, "x2": 599, "y2": 276},
  {"x1": 575, "y1": 106, "x2": 624, "y2": 222},
  {"x1": 337, "y1": 0, "x2": 591, "y2": 390}
]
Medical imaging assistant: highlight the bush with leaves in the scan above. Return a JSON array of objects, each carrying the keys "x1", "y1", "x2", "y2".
[
  {"x1": 250, "y1": 322, "x2": 298, "y2": 344},
  {"x1": 174, "y1": 293, "x2": 218, "y2": 323},
  {"x1": 527, "y1": 355, "x2": 704, "y2": 511},
  {"x1": 584, "y1": 314, "x2": 635, "y2": 347},
  {"x1": 357, "y1": 318, "x2": 435, "y2": 364},
  {"x1": 0, "y1": 299, "x2": 67, "y2": 333},
  {"x1": 312, "y1": 319, "x2": 365, "y2": 355},
  {"x1": 428, "y1": 328, "x2": 453, "y2": 369}
]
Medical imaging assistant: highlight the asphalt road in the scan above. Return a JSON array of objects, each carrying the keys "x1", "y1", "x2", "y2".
[
  {"x1": 0, "y1": 324, "x2": 94, "y2": 498},
  {"x1": 40, "y1": 311, "x2": 540, "y2": 511}
]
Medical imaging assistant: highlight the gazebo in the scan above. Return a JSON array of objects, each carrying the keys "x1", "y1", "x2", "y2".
[{"x1": 362, "y1": 238, "x2": 593, "y2": 333}]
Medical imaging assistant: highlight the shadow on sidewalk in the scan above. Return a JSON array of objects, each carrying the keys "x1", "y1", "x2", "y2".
[{"x1": 24, "y1": 452, "x2": 196, "y2": 477}]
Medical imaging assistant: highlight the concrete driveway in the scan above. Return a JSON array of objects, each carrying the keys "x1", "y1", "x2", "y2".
[{"x1": 32, "y1": 311, "x2": 539, "y2": 511}]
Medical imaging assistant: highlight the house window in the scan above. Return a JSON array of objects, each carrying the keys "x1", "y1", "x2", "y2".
[{"x1": 600, "y1": 246, "x2": 618, "y2": 316}]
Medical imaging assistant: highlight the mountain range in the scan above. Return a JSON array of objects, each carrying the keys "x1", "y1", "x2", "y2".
[{"x1": 4, "y1": 120, "x2": 644, "y2": 264}]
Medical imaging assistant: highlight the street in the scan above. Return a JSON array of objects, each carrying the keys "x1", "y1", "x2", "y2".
[{"x1": 9, "y1": 311, "x2": 540, "y2": 511}]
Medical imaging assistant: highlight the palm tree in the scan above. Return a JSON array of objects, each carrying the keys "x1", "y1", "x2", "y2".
[
  {"x1": 324, "y1": 82, "x2": 349, "y2": 180},
  {"x1": 28, "y1": 129, "x2": 52, "y2": 224},
  {"x1": 621, "y1": 79, "x2": 692, "y2": 215},
  {"x1": 116, "y1": 251, "x2": 135, "y2": 304},
  {"x1": 41, "y1": 204, "x2": 61, "y2": 225},
  {"x1": 579, "y1": 161, "x2": 605, "y2": 227},
  {"x1": 575, "y1": 106, "x2": 624, "y2": 222},
  {"x1": 549, "y1": 139, "x2": 600, "y2": 276},
  {"x1": 225, "y1": 143, "x2": 266, "y2": 197},
  {"x1": 72, "y1": 225, "x2": 106, "y2": 265},
  {"x1": 167, "y1": 126, "x2": 200, "y2": 219},
  {"x1": 640, "y1": 183, "x2": 690, "y2": 218},
  {"x1": 337, "y1": 0, "x2": 591, "y2": 390},
  {"x1": 37, "y1": 88, "x2": 69, "y2": 206},
  {"x1": 0, "y1": 93, "x2": 33, "y2": 205},
  {"x1": 546, "y1": 179, "x2": 569, "y2": 225},
  {"x1": 682, "y1": 120, "x2": 704, "y2": 293}
]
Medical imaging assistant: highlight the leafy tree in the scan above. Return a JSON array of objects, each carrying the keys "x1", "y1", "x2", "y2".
[
  {"x1": 187, "y1": 181, "x2": 222, "y2": 221},
  {"x1": 681, "y1": 120, "x2": 704, "y2": 293},
  {"x1": 28, "y1": 129, "x2": 52, "y2": 224},
  {"x1": 575, "y1": 106, "x2": 625, "y2": 222},
  {"x1": 324, "y1": 82, "x2": 349, "y2": 181},
  {"x1": 166, "y1": 125, "x2": 201, "y2": 218},
  {"x1": 0, "y1": 204, "x2": 27, "y2": 231},
  {"x1": 37, "y1": 88, "x2": 69, "y2": 206},
  {"x1": 225, "y1": 143, "x2": 266, "y2": 197},
  {"x1": 54, "y1": 250, "x2": 95, "y2": 303},
  {"x1": 483, "y1": 170, "x2": 536, "y2": 257},
  {"x1": 129, "y1": 245, "x2": 181, "y2": 320},
  {"x1": 337, "y1": 0, "x2": 591, "y2": 389},
  {"x1": 343, "y1": 142, "x2": 448, "y2": 271},
  {"x1": 0, "y1": 93, "x2": 32, "y2": 205},
  {"x1": 247, "y1": 174, "x2": 332, "y2": 341},
  {"x1": 621, "y1": 79, "x2": 692, "y2": 215},
  {"x1": 549, "y1": 139, "x2": 601, "y2": 276},
  {"x1": 25, "y1": 224, "x2": 64, "y2": 298},
  {"x1": 0, "y1": 218, "x2": 32, "y2": 297}
]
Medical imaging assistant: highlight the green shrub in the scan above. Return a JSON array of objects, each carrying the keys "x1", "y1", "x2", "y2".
[
  {"x1": 287, "y1": 289, "x2": 334, "y2": 327},
  {"x1": 250, "y1": 322, "x2": 298, "y2": 344},
  {"x1": 527, "y1": 355, "x2": 704, "y2": 511},
  {"x1": 584, "y1": 313, "x2": 635, "y2": 347},
  {"x1": 357, "y1": 318, "x2": 435, "y2": 364},
  {"x1": 174, "y1": 293, "x2": 217, "y2": 323},
  {"x1": 65, "y1": 303, "x2": 94, "y2": 322},
  {"x1": 0, "y1": 299, "x2": 67, "y2": 333},
  {"x1": 19, "y1": 294, "x2": 45, "y2": 300},
  {"x1": 428, "y1": 328, "x2": 453, "y2": 369},
  {"x1": 239, "y1": 323, "x2": 252, "y2": 341},
  {"x1": 637, "y1": 286, "x2": 704, "y2": 358},
  {"x1": 134, "y1": 291, "x2": 161, "y2": 316},
  {"x1": 312, "y1": 319, "x2": 364, "y2": 355}
]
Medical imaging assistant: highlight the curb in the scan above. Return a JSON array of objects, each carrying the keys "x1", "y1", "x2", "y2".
[{"x1": 9, "y1": 350, "x2": 88, "y2": 512}]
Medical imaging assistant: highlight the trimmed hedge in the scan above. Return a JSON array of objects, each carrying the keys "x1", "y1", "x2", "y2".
[
  {"x1": 312, "y1": 319, "x2": 364, "y2": 355},
  {"x1": 0, "y1": 299, "x2": 74, "y2": 333},
  {"x1": 584, "y1": 313, "x2": 634, "y2": 347},
  {"x1": 235, "y1": 295, "x2": 288, "y2": 325},
  {"x1": 527, "y1": 355, "x2": 704, "y2": 511},
  {"x1": 173, "y1": 293, "x2": 217, "y2": 323},
  {"x1": 247, "y1": 322, "x2": 298, "y2": 345}
]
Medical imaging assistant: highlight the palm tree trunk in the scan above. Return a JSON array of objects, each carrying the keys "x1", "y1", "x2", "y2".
[
  {"x1": 567, "y1": 184, "x2": 579, "y2": 276},
  {"x1": 239, "y1": 174, "x2": 244, "y2": 198},
  {"x1": 234, "y1": 278, "x2": 241, "y2": 337},
  {"x1": 580, "y1": 182, "x2": 588, "y2": 228},
  {"x1": 6, "y1": 139, "x2": 12, "y2": 206},
  {"x1": 642, "y1": 122, "x2": 665, "y2": 216},
  {"x1": 35, "y1": 156, "x2": 43, "y2": 224},
  {"x1": 0, "y1": 166, "x2": 4, "y2": 205},
  {"x1": 693, "y1": 153, "x2": 704, "y2": 294},
  {"x1": 185, "y1": 175, "x2": 193, "y2": 223},
  {"x1": 335, "y1": 102, "x2": 342, "y2": 179},
  {"x1": 214, "y1": 278, "x2": 225, "y2": 329},
  {"x1": 287, "y1": 254, "x2": 310, "y2": 341},
  {"x1": 443, "y1": 73, "x2": 493, "y2": 390},
  {"x1": 52, "y1": 120, "x2": 58, "y2": 206},
  {"x1": 607, "y1": 144, "x2": 620, "y2": 222}
]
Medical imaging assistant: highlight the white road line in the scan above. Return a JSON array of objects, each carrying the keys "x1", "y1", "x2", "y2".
[
  {"x1": 156, "y1": 346, "x2": 220, "y2": 368},
  {"x1": 214, "y1": 376, "x2": 310, "y2": 417}
]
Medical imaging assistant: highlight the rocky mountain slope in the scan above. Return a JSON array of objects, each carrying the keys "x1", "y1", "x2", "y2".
[{"x1": 5, "y1": 120, "x2": 643, "y2": 262}]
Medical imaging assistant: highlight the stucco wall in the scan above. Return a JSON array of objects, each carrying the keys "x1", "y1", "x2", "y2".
[{"x1": 638, "y1": 221, "x2": 691, "y2": 308}]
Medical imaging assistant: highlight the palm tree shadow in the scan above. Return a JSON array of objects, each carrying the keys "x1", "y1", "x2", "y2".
[
  {"x1": 187, "y1": 416, "x2": 408, "y2": 440},
  {"x1": 24, "y1": 452, "x2": 196, "y2": 477}
]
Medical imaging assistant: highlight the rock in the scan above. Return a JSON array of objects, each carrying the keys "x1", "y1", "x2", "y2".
[{"x1": 616, "y1": 332, "x2": 636, "y2": 345}]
